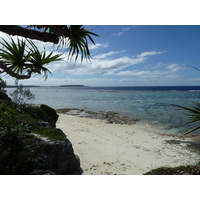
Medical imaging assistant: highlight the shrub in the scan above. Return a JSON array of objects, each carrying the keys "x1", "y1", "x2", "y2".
[{"x1": 10, "y1": 83, "x2": 35, "y2": 110}]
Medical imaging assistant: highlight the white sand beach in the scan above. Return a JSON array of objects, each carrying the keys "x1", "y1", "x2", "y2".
[{"x1": 56, "y1": 113, "x2": 200, "y2": 175}]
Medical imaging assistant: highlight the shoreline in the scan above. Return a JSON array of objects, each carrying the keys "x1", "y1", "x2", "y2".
[
  {"x1": 56, "y1": 107, "x2": 191, "y2": 135},
  {"x1": 56, "y1": 107, "x2": 171, "y2": 129},
  {"x1": 56, "y1": 112, "x2": 200, "y2": 175}
]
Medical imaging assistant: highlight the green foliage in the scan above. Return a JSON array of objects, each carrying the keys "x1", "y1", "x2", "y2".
[
  {"x1": 0, "y1": 26, "x2": 99, "y2": 80},
  {"x1": 64, "y1": 25, "x2": 99, "y2": 61},
  {"x1": 36, "y1": 128, "x2": 66, "y2": 141},
  {"x1": 27, "y1": 39, "x2": 62, "y2": 80},
  {"x1": 172, "y1": 100, "x2": 200, "y2": 136},
  {"x1": 0, "y1": 36, "x2": 28, "y2": 74},
  {"x1": 0, "y1": 101, "x2": 34, "y2": 135},
  {"x1": 0, "y1": 83, "x2": 67, "y2": 174},
  {"x1": 10, "y1": 83, "x2": 35, "y2": 109},
  {"x1": 0, "y1": 36, "x2": 63, "y2": 79},
  {"x1": 29, "y1": 25, "x2": 99, "y2": 61},
  {"x1": 0, "y1": 99, "x2": 64, "y2": 141},
  {"x1": 143, "y1": 165, "x2": 200, "y2": 175}
]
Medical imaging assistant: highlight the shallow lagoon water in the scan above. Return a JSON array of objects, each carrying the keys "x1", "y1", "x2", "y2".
[{"x1": 6, "y1": 86, "x2": 200, "y2": 135}]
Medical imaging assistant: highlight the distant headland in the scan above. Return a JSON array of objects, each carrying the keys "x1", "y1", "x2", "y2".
[
  {"x1": 6, "y1": 85, "x2": 40, "y2": 88},
  {"x1": 6, "y1": 85, "x2": 87, "y2": 88}
]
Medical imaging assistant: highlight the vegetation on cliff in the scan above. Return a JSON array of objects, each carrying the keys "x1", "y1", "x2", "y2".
[{"x1": 0, "y1": 90, "x2": 81, "y2": 175}]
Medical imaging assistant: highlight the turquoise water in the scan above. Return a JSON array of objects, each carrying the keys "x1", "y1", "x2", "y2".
[{"x1": 6, "y1": 86, "x2": 200, "y2": 134}]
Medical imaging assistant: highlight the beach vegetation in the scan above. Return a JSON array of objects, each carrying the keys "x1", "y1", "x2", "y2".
[
  {"x1": 0, "y1": 36, "x2": 62, "y2": 80},
  {"x1": 144, "y1": 164, "x2": 200, "y2": 175},
  {"x1": 10, "y1": 81, "x2": 35, "y2": 110},
  {"x1": 0, "y1": 93, "x2": 69, "y2": 174}
]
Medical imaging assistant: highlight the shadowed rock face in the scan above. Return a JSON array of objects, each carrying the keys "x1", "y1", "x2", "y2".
[
  {"x1": 0, "y1": 91, "x2": 11, "y2": 101},
  {"x1": 30, "y1": 137, "x2": 83, "y2": 175},
  {"x1": 29, "y1": 104, "x2": 59, "y2": 128},
  {"x1": 0, "y1": 129, "x2": 83, "y2": 175}
]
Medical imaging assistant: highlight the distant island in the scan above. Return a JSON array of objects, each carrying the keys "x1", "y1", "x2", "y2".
[
  {"x1": 6, "y1": 85, "x2": 40, "y2": 88},
  {"x1": 59, "y1": 85, "x2": 86, "y2": 87}
]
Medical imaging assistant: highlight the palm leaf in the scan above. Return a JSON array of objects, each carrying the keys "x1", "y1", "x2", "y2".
[
  {"x1": 0, "y1": 36, "x2": 27, "y2": 73},
  {"x1": 172, "y1": 101, "x2": 200, "y2": 135},
  {"x1": 26, "y1": 39, "x2": 62, "y2": 79},
  {"x1": 26, "y1": 25, "x2": 99, "y2": 62},
  {"x1": 180, "y1": 123, "x2": 200, "y2": 137},
  {"x1": 0, "y1": 36, "x2": 63, "y2": 79},
  {"x1": 58, "y1": 25, "x2": 99, "y2": 61}
]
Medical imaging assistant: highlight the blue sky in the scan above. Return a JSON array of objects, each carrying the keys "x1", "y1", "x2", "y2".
[{"x1": 2, "y1": 25, "x2": 200, "y2": 86}]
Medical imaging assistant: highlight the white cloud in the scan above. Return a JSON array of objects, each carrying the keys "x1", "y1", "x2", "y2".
[
  {"x1": 93, "y1": 50, "x2": 125, "y2": 59},
  {"x1": 122, "y1": 27, "x2": 131, "y2": 31},
  {"x1": 166, "y1": 64, "x2": 185, "y2": 72},
  {"x1": 89, "y1": 42, "x2": 109, "y2": 50},
  {"x1": 114, "y1": 62, "x2": 186, "y2": 85},
  {"x1": 137, "y1": 50, "x2": 166, "y2": 58},
  {"x1": 117, "y1": 70, "x2": 151, "y2": 77},
  {"x1": 48, "y1": 55, "x2": 146, "y2": 76},
  {"x1": 113, "y1": 26, "x2": 131, "y2": 37},
  {"x1": 113, "y1": 32, "x2": 124, "y2": 37},
  {"x1": 46, "y1": 49, "x2": 146, "y2": 76},
  {"x1": 48, "y1": 49, "x2": 171, "y2": 77}
]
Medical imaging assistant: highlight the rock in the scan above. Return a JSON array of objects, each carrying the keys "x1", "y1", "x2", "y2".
[
  {"x1": 40, "y1": 138, "x2": 82, "y2": 175},
  {"x1": 28, "y1": 104, "x2": 59, "y2": 128},
  {"x1": 38, "y1": 121, "x2": 52, "y2": 128},
  {"x1": 40, "y1": 104, "x2": 59, "y2": 127},
  {"x1": 0, "y1": 98, "x2": 82, "y2": 175},
  {"x1": 0, "y1": 132, "x2": 83, "y2": 175},
  {"x1": 0, "y1": 91, "x2": 11, "y2": 101},
  {"x1": 30, "y1": 170, "x2": 56, "y2": 175}
]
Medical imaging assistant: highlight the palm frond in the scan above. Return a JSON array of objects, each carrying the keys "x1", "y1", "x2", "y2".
[
  {"x1": 180, "y1": 123, "x2": 200, "y2": 137},
  {"x1": 0, "y1": 36, "x2": 27, "y2": 73},
  {"x1": 26, "y1": 39, "x2": 62, "y2": 79},
  {"x1": 58, "y1": 25, "x2": 99, "y2": 61},
  {"x1": 0, "y1": 36, "x2": 63, "y2": 80},
  {"x1": 172, "y1": 101, "x2": 200, "y2": 135}
]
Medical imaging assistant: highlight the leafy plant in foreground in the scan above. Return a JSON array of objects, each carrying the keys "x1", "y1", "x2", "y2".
[
  {"x1": 172, "y1": 100, "x2": 200, "y2": 136},
  {"x1": 0, "y1": 36, "x2": 63, "y2": 79}
]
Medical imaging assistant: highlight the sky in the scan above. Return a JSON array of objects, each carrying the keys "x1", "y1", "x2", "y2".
[{"x1": 1, "y1": 25, "x2": 200, "y2": 86}]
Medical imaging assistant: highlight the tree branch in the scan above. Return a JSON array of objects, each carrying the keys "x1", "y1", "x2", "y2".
[
  {"x1": 0, "y1": 25, "x2": 59, "y2": 44},
  {"x1": 0, "y1": 62, "x2": 35, "y2": 79}
]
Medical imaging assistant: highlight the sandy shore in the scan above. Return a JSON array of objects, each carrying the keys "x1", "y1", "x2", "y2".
[{"x1": 56, "y1": 113, "x2": 200, "y2": 175}]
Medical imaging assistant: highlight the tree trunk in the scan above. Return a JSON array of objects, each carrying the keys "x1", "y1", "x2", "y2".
[{"x1": 0, "y1": 25, "x2": 59, "y2": 44}]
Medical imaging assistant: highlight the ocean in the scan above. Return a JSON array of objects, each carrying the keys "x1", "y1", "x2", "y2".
[{"x1": 6, "y1": 86, "x2": 200, "y2": 135}]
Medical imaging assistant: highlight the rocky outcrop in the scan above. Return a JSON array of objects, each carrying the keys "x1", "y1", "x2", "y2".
[
  {"x1": 57, "y1": 108, "x2": 138, "y2": 125},
  {"x1": 0, "y1": 130, "x2": 83, "y2": 175},
  {"x1": 30, "y1": 136, "x2": 83, "y2": 175},
  {"x1": 0, "y1": 91, "x2": 11, "y2": 101},
  {"x1": 0, "y1": 94, "x2": 82, "y2": 175},
  {"x1": 28, "y1": 104, "x2": 59, "y2": 128}
]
